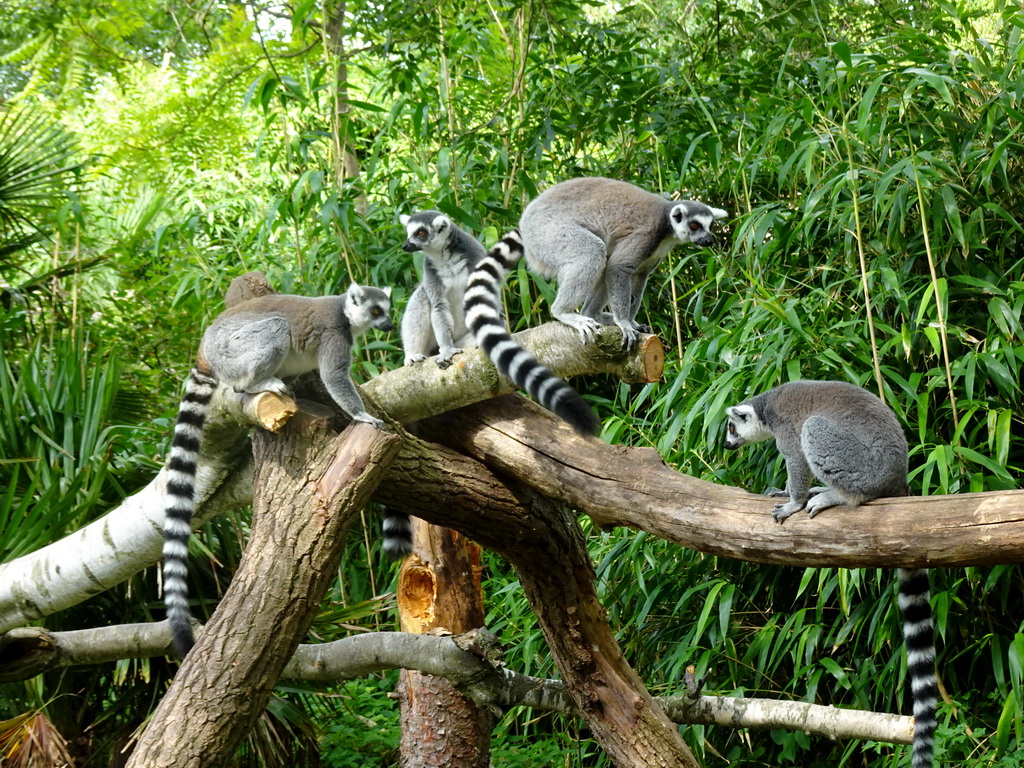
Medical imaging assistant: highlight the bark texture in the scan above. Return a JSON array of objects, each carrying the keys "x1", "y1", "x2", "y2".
[
  {"x1": 510, "y1": 487, "x2": 699, "y2": 767},
  {"x1": 125, "y1": 409, "x2": 401, "y2": 768},
  {"x1": 397, "y1": 520, "x2": 492, "y2": 767},
  {"x1": 362, "y1": 323, "x2": 663, "y2": 424},
  {"x1": 378, "y1": 434, "x2": 698, "y2": 768},
  {"x1": 420, "y1": 394, "x2": 1024, "y2": 568}
]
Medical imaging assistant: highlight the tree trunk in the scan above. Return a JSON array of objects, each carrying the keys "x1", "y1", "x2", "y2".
[
  {"x1": 397, "y1": 519, "x2": 492, "y2": 767},
  {"x1": 323, "y1": 0, "x2": 365, "y2": 215},
  {"x1": 125, "y1": 409, "x2": 401, "y2": 767}
]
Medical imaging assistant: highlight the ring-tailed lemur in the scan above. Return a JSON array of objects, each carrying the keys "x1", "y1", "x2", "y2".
[
  {"x1": 465, "y1": 229, "x2": 599, "y2": 435},
  {"x1": 163, "y1": 284, "x2": 394, "y2": 658},
  {"x1": 380, "y1": 211, "x2": 491, "y2": 560},
  {"x1": 399, "y1": 210, "x2": 488, "y2": 369},
  {"x1": 518, "y1": 177, "x2": 727, "y2": 349},
  {"x1": 724, "y1": 380, "x2": 937, "y2": 768}
]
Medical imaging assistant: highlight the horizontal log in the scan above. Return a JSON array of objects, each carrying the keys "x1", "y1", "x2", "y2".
[
  {"x1": 362, "y1": 322, "x2": 663, "y2": 424},
  {"x1": 421, "y1": 395, "x2": 1024, "y2": 569},
  {"x1": 0, "y1": 623, "x2": 912, "y2": 745}
]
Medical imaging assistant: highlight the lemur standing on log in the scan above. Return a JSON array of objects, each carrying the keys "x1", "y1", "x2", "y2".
[
  {"x1": 724, "y1": 380, "x2": 938, "y2": 768},
  {"x1": 163, "y1": 285, "x2": 393, "y2": 658}
]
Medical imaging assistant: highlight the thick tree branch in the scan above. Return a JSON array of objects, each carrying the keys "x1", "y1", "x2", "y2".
[
  {"x1": 0, "y1": 623, "x2": 913, "y2": 746},
  {"x1": 362, "y1": 323, "x2": 663, "y2": 424},
  {"x1": 420, "y1": 395, "x2": 1024, "y2": 569},
  {"x1": 0, "y1": 322, "x2": 655, "y2": 634},
  {"x1": 126, "y1": 412, "x2": 402, "y2": 767}
]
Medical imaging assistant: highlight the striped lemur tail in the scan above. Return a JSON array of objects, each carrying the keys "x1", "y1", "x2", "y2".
[
  {"x1": 382, "y1": 506, "x2": 413, "y2": 560},
  {"x1": 162, "y1": 366, "x2": 218, "y2": 659},
  {"x1": 464, "y1": 230, "x2": 599, "y2": 435},
  {"x1": 898, "y1": 567, "x2": 938, "y2": 768}
]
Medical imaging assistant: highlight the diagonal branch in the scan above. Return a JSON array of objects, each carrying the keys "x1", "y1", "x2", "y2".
[{"x1": 125, "y1": 411, "x2": 402, "y2": 767}]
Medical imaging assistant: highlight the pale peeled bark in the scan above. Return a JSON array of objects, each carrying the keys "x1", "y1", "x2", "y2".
[{"x1": 0, "y1": 623, "x2": 913, "y2": 746}]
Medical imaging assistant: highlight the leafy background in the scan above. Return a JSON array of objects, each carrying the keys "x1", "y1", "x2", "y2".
[{"x1": 1, "y1": 0, "x2": 1022, "y2": 765}]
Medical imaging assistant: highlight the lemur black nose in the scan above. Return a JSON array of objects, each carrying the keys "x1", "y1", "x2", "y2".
[{"x1": 402, "y1": 241, "x2": 420, "y2": 253}]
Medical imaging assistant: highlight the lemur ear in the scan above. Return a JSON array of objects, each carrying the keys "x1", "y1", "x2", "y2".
[
  {"x1": 382, "y1": 286, "x2": 392, "y2": 298},
  {"x1": 399, "y1": 214, "x2": 411, "y2": 226},
  {"x1": 671, "y1": 205, "x2": 684, "y2": 223},
  {"x1": 348, "y1": 282, "x2": 364, "y2": 302},
  {"x1": 711, "y1": 207, "x2": 729, "y2": 219},
  {"x1": 433, "y1": 214, "x2": 450, "y2": 230}
]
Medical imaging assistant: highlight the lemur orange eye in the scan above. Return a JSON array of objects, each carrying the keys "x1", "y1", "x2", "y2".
[
  {"x1": 689, "y1": 221, "x2": 701, "y2": 231},
  {"x1": 416, "y1": 229, "x2": 427, "y2": 237}
]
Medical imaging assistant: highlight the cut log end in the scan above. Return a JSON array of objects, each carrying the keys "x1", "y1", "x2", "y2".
[
  {"x1": 639, "y1": 335, "x2": 665, "y2": 383},
  {"x1": 253, "y1": 392, "x2": 299, "y2": 432}
]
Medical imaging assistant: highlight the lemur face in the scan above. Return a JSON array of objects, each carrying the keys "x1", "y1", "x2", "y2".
[
  {"x1": 724, "y1": 404, "x2": 773, "y2": 450},
  {"x1": 670, "y1": 202, "x2": 728, "y2": 247},
  {"x1": 400, "y1": 211, "x2": 451, "y2": 253}
]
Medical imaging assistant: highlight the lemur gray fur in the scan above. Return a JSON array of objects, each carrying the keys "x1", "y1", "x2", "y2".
[
  {"x1": 724, "y1": 380, "x2": 937, "y2": 768},
  {"x1": 399, "y1": 210, "x2": 488, "y2": 369},
  {"x1": 380, "y1": 211, "x2": 490, "y2": 560},
  {"x1": 518, "y1": 176, "x2": 727, "y2": 349},
  {"x1": 465, "y1": 229, "x2": 599, "y2": 435},
  {"x1": 163, "y1": 284, "x2": 394, "y2": 659}
]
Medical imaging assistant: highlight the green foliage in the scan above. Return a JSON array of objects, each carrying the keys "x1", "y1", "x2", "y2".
[
  {"x1": 1, "y1": 0, "x2": 1023, "y2": 765},
  {"x1": 0, "y1": 331, "x2": 154, "y2": 561},
  {"x1": 319, "y1": 678, "x2": 401, "y2": 768},
  {"x1": 0, "y1": 106, "x2": 82, "y2": 278}
]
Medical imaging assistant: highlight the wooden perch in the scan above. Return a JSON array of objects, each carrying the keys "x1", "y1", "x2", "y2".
[
  {"x1": 0, "y1": 623, "x2": 914, "y2": 746},
  {"x1": 363, "y1": 322, "x2": 663, "y2": 424},
  {"x1": 126, "y1": 411, "x2": 402, "y2": 767},
  {"x1": 417, "y1": 395, "x2": 1024, "y2": 569}
]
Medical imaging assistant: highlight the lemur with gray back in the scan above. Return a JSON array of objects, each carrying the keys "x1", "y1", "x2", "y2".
[
  {"x1": 163, "y1": 284, "x2": 393, "y2": 659},
  {"x1": 380, "y1": 211, "x2": 490, "y2": 560},
  {"x1": 724, "y1": 380, "x2": 937, "y2": 768},
  {"x1": 399, "y1": 210, "x2": 488, "y2": 368},
  {"x1": 518, "y1": 176, "x2": 727, "y2": 349}
]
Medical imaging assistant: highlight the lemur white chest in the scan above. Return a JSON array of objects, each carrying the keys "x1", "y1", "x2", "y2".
[
  {"x1": 433, "y1": 255, "x2": 468, "y2": 288},
  {"x1": 433, "y1": 254, "x2": 469, "y2": 331},
  {"x1": 277, "y1": 348, "x2": 320, "y2": 377},
  {"x1": 641, "y1": 236, "x2": 678, "y2": 273}
]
